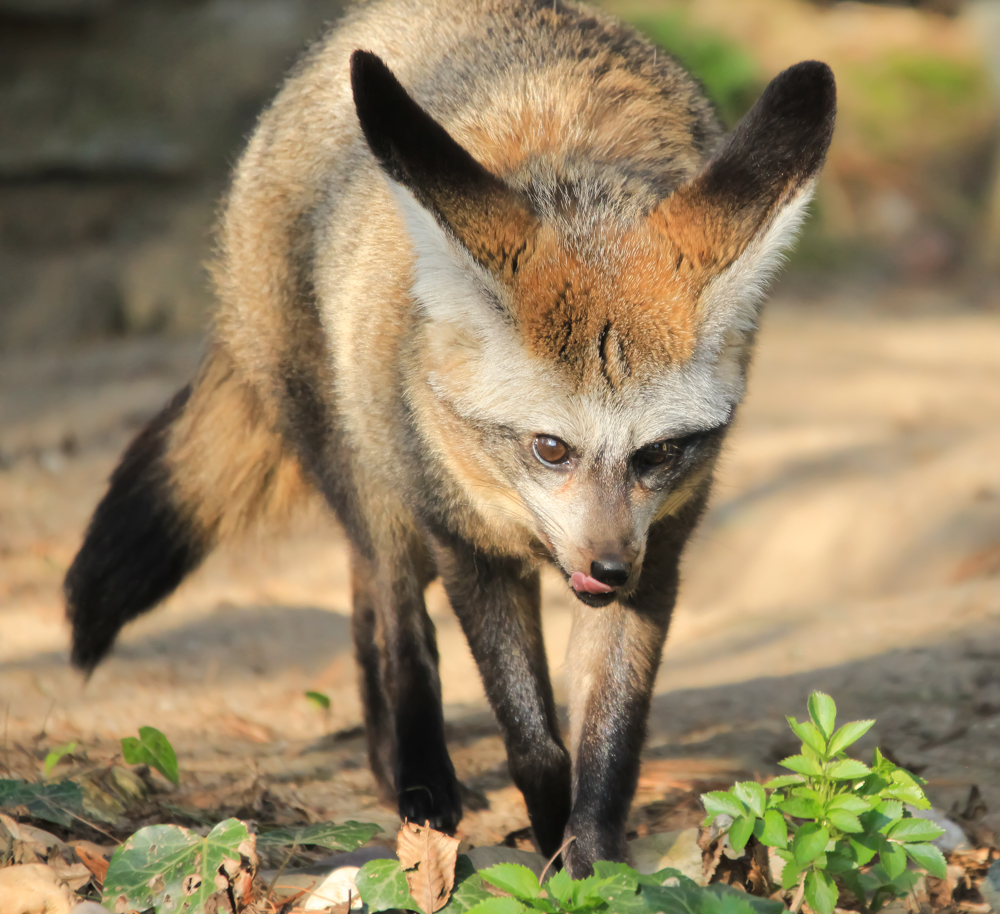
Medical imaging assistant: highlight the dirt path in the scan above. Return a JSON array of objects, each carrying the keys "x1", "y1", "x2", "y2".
[{"x1": 2, "y1": 284, "x2": 999, "y2": 847}]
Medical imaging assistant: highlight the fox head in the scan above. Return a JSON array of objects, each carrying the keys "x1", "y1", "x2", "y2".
[{"x1": 351, "y1": 49, "x2": 835, "y2": 605}]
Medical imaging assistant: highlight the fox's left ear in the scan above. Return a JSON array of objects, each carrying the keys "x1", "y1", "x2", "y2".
[
  {"x1": 351, "y1": 49, "x2": 536, "y2": 280},
  {"x1": 657, "y1": 61, "x2": 836, "y2": 337}
]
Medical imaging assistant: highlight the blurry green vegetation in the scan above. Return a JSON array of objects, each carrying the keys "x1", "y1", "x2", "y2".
[
  {"x1": 628, "y1": 10, "x2": 763, "y2": 127},
  {"x1": 845, "y1": 52, "x2": 993, "y2": 158}
]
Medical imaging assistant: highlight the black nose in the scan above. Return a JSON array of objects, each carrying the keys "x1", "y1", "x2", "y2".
[{"x1": 590, "y1": 559, "x2": 631, "y2": 587}]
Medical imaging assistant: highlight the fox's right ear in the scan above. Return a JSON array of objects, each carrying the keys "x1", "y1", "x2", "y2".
[
  {"x1": 656, "y1": 60, "x2": 836, "y2": 342},
  {"x1": 350, "y1": 50, "x2": 536, "y2": 281}
]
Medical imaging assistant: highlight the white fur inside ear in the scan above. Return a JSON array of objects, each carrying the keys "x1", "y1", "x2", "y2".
[
  {"x1": 387, "y1": 180, "x2": 505, "y2": 338},
  {"x1": 696, "y1": 178, "x2": 817, "y2": 354}
]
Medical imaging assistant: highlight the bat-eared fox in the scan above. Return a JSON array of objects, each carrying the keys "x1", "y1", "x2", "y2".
[{"x1": 65, "y1": 0, "x2": 835, "y2": 877}]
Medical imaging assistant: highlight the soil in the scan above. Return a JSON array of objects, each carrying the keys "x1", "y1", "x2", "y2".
[{"x1": 1, "y1": 281, "x2": 1000, "y2": 853}]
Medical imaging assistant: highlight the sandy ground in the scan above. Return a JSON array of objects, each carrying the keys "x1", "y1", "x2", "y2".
[{"x1": 1, "y1": 282, "x2": 999, "y2": 848}]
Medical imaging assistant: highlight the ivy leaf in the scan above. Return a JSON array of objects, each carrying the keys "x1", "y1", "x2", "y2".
[
  {"x1": 356, "y1": 858, "x2": 422, "y2": 913},
  {"x1": 792, "y1": 823, "x2": 829, "y2": 866},
  {"x1": 728, "y1": 815, "x2": 755, "y2": 853},
  {"x1": 786, "y1": 718, "x2": 828, "y2": 757},
  {"x1": 807, "y1": 692, "x2": 837, "y2": 739},
  {"x1": 828, "y1": 720, "x2": 874, "y2": 755},
  {"x1": 885, "y1": 817, "x2": 945, "y2": 844},
  {"x1": 257, "y1": 821, "x2": 381, "y2": 852},
  {"x1": 102, "y1": 818, "x2": 256, "y2": 914},
  {"x1": 826, "y1": 759, "x2": 871, "y2": 781},
  {"x1": 902, "y1": 842, "x2": 947, "y2": 879},
  {"x1": 702, "y1": 791, "x2": 747, "y2": 820},
  {"x1": 0, "y1": 779, "x2": 83, "y2": 828},
  {"x1": 465, "y1": 899, "x2": 529, "y2": 914},
  {"x1": 779, "y1": 755, "x2": 823, "y2": 777},
  {"x1": 804, "y1": 869, "x2": 838, "y2": 914},
  {"x1": 732, "y1": 782, "x2": 767, "y2": 818},
  {"x1": 848, "y1": 834, "x2": 879, "y2": 866},
  {"x1": 120, "y1": 726, "x2": 179, "y2": 786}
]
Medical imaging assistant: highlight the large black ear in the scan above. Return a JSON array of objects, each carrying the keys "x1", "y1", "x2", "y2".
[
  {"x1": 659, "y1": 60, "x2": 836, "y2": 276},
  {"x1": 350, "y1": 50, "x2": 536, "y2": 274}
]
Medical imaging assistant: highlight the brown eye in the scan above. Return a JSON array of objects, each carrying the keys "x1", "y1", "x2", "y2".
[
  {"x1": 533, "y1": 435, "x2": 570, "y2": 467},
  {"x1": 635, "y1": 441, "x2": 678, "y2": 471}
]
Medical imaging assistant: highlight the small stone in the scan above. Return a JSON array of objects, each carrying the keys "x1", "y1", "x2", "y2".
[
  {"x1": 906, "y1": 806, "x2": 969, "y2": 853},
  {"x1": 980, "y1": 859, "x2": 1000, "y2": 913},
  {"x1": 629, "y1": 828, "x2": 706, "y2": 885}
]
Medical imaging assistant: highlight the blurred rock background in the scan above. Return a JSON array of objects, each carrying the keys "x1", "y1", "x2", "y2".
[{"x1": 0, "y1": 0, "x2": 341, "y2": 350}]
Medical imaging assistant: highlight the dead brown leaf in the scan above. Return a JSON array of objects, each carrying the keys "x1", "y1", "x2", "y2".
[
  {"x1": 396, "y1": 821, "x2": 459, "y2": 914},
  {"x1": 73, "y1": 841, "x2": 112, "y2": 884}
]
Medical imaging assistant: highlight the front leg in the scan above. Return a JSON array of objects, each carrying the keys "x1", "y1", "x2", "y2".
[
  {"x1": 431, "y1": 533, "x2": 572, "y2": 858},
  {"x1": 561, "y1": 520, "x2": 688, "y2": 877}
]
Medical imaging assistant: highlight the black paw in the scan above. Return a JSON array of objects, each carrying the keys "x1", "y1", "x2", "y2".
[{"x1": 397, "y1": 758, "x2": 463, "y2": 833}]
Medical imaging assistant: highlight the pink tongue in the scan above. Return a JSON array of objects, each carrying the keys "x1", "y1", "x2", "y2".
[{"x1": 570, "y1": 571, "x2": 614, "y2": 594}]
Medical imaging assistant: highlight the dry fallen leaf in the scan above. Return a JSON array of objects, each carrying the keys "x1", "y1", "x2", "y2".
[
  {"x1": 396, "y1": 821, "x2": 459, "y2": 914},
  {"x1": 73, "y1": 841, "x2": 112, "y2": 884}
]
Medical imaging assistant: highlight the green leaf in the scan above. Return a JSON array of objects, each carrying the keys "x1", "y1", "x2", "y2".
[
  {"x1": 479, "y1": 863, "x2": 542, "y2": 902},
  {"x1": 444, "y1": 856, "x2": 498, "y2": 913},
  {"x1": 465, "y1": 898, "x2": 529, "y2": 914},
  {"x1": 120, "y1": 726, "x2": 179, "y2": 786},
  {"x1": 356, "y1": 858, "x2": 422, "y2": 913},
  {"x1": 903, "y1": 842, "x2": 947, "y2": 879},
  {"x1": 0, "y1": 778, "x2": 84, "y2": 828},
  {"x1": 304, "y1": 690, "x2": 331, "y2": 710},
  {"x1": 804, "y1": 869, "x2": 838, "y2": 914},
  {"x1": 702, "y1": 790, "x2": 747, "y2": 820},
  {"x1": 732, "y1": 782, "x2": 766, "y2": 818},
  {"x1": 707, "y1": 883, "x2": 785, "y2": 914},
  {"x1": 780, "y1": 859, "x2": 804, "y2": 891},
  {"x1": 777, "y1": 795, "x2": 823, "y2": 819},
  {"x1": 879, "y1": 840, "x2": 907, "y2": 881},
  {"x1": 762, "y1": 774, "x2": 805, "y2": 789},
  {"x1": 807, "y1": 692, "x2": 837, "y2": 738},
  {"x1": 103, "y1": 818, "x2": 253, "y2": 913},
  {"x1": 885, "y1": 817, "x2": 945, "y2": 843},
  {"x1": 786, "y1": 718, "x2": 828, "y2": 757},
  {"x1": 872, "y1": 800, "x2": 905, "y2": 832},
  {"x1": 826, "y1": 794, "x2": 872, "y2": 814},
  {"x1": 826, "y1": 809, "x2": 864, "y2": 833},
  {"x1": 43, "y1": 742, "x2": 77, "y2": 778},
  {"x1": 828, "y1": 720, "x2": 875, "y2": 755},
  {"x1": 826, "y1": 759, "x2": 871, "y2": 781},
  {"x1": 545, "y1": 869, "x2": 574, "y2": 905},
  {"x1": 848, "y1": 834, "x2": 879, "y2": 866},
  {"x1": 757, "y1": 809, "x2": 788, "y2": 848},
  {"x1": 791, "y1": 823, "x2": 829, "y2": 866},
  {"x1": 257, "y1": 820, "x2": 381, "y2": 852},
  {"x1": 779, "y1": 755, "x2": 823, "y2": 777},
  {"x1": 728, "y1": 815, "x2": 755, "y2": 853},
  {"x1": 466, "y1": 899, "x2": 530, "y2": 914}
]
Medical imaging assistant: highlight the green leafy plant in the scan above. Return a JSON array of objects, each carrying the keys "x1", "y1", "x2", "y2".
[
  {"x1": 120, "y1": 725, "x2": 179, "y2": 786},
  {"x1": 702, "y1": 692, "x2": 947, "y2": 914},
  {"x1": 355, "y1": 857, "x2": 780, "y2": 914},
  {"x1": 0, "y1": 778, "x2": 84, "y2": 827}
]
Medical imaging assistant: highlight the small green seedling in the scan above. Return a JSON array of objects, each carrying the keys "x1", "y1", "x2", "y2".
[
  {"x1": 43, "y1": 741, "x2": 77, "y2": 777},
  {"x1": 120, "y1": 725, "x2": 180, "y2": 786},
  {"x1": 305, "y1": 689, "x2": 331, "y2": 710},
  {"x1": 702, "y1": 692, "x2": 947, "y2": 914}
]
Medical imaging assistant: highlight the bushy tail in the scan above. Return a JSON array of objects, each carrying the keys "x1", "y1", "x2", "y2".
[{"x1": 65, "y1": 345, "x2": 311, "y2": 671}]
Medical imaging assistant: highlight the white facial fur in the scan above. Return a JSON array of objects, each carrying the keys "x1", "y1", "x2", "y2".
[{"x1": 390, "y1": 177, "x2": 813, "y2": 573}]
